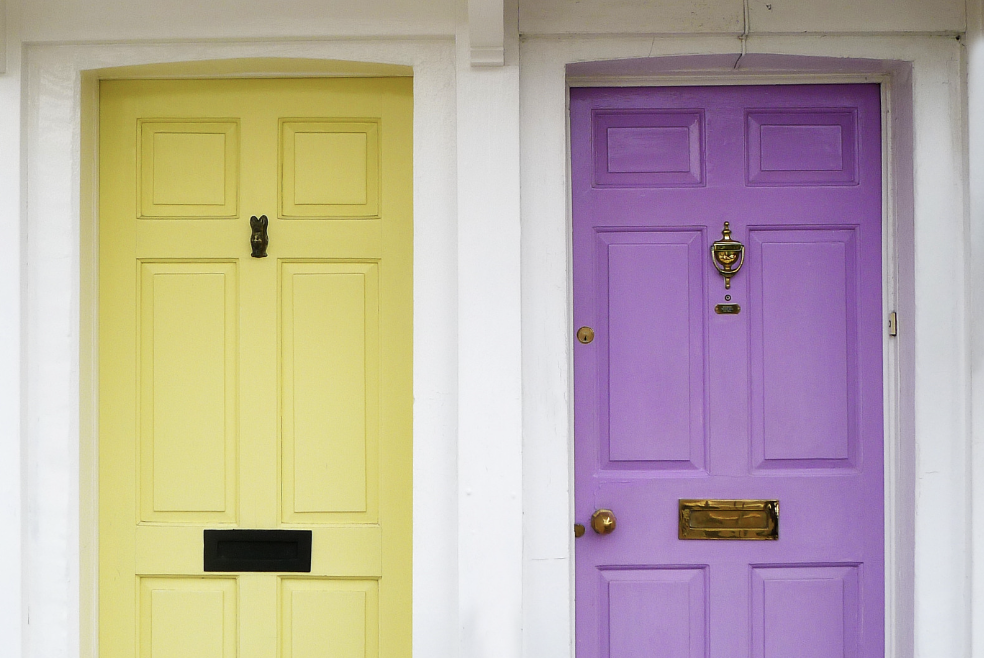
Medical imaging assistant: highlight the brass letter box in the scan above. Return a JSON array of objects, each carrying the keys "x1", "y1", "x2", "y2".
[{"x1": 678, "y1": 499, "x2": 778, "y2": 540}]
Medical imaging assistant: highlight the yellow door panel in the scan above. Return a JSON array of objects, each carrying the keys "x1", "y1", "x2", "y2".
[
  {"x1": 139, "y1": 120, "x2": 240, "y2": 218},
  {"x1": 139, "y1": 578, "x2": 238, "y2": 658},
  {"x1": 281, "y1": 120, "x2": 380, "y2": 217},
  {"x1": 281, "y1": 261, "x2": 379, "y2": 523},
  {"x1": 100, "y1": 77, "x2": 412, "y2": 658},
  {"x1": 139, "y1": 261, "x2": 238, "y2": 522},
  {"x1": 281, "y1": 579, "x2": 379, "y2": 658}
]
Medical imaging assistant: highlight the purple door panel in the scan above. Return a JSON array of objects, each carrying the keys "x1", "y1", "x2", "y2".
[{"x1": 572, "y1": 84, "x2": 883, "y2": 658}]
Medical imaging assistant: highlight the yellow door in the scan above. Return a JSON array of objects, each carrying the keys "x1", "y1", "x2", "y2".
[{"x1": 98, "y1": 77, "x2": 412, "y2": 658}]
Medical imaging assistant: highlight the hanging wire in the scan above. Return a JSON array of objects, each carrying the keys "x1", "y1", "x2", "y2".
[{"x1": 734, "y1": 0, "x2": 750, "y2": 69}]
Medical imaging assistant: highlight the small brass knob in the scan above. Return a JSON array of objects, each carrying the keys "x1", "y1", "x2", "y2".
[
  {"x1": 576, "y1": 326, "x2": 595, "y2": 344},
  {"x1": 590, "y1": 509, "x2": 616, "y2": 535}
]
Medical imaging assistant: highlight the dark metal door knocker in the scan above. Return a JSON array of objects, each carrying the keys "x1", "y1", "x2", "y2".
[{"x1": 250, "y1": 215, "x2": 269, "y2": 258}]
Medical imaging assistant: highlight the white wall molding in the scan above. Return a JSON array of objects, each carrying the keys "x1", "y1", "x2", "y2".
[
  {"x1": 968, "y1": 0, "x2": 984, "y2": 657},
  {"x1": 467, "y1": 0, "x2": 504, "y2": 65},
  {"x1": 455, "y1": 5, "x2": 523, "y2": 657}
]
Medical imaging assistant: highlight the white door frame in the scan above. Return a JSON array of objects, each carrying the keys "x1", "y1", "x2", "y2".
[
  {"x1": 520, "y1": 37, "x2": 967, "y2": 658},
  {"x1": 22, "y1": 41, "x2": 459, "y2": 658}
]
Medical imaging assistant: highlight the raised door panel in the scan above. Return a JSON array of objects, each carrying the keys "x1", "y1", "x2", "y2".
[
  {"x1": 745, "y1": 110, "x2": 858, "y2": 186},
  {"x1": 139, "y1": 120, "x2": 240, "y2": 218},
  {"x1": 280, "y1": 120, "x2": 380, "y2": 218},
  {"x1": 597, "y1": 229, "x2": 706, "y2": 471},
  {"x1": 751, "y1": 565, "x2": 860, "y2": 658},
  {"x1": 280, "y1": 261, "x2": 379, "y2": 523},
  {"x1": 281, "y1": 579, "x2": 379, "y2": 658},
  {"x1": 593, "y1": 110, "x2": 705, "y2": 187},
  {"x1": 749, "y1": 228, "x2": 859, "y2": 471},
  {"x1": 139, "y1": 578, "x2": 238, "y2": 658},
  {"x1": 139, "y1": 261, "x2": 238, "y2": 522},
  {"x1": 604, "y1": 568, "x2": 706, "y2": 658}
]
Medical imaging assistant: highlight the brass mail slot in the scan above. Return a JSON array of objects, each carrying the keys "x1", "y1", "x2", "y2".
[{"x1": 678, "y1": 499, "x2": 778, "y2": 540}]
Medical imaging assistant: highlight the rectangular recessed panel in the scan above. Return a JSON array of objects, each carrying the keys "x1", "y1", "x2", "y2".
[
  {"x1": 281, "y1": 262, "x2": 379, "y2": 523},
  {"x1": 140, "y1": 262, "x2": 237, "y2": 522},
  {"x1": 140, "y1": 578, "x2": 237, "y2": 658},
  {"x1": 761, "y1": 125, "x2": 843, "y2": 171},
  {"x1": 607, "y1": 127, "x2": 692, "y2": 173},
  {"x1": 281, "y1": 120, "x2": 379, "y2": 218},
  {"x1": 601, "y1": 230, "x2": 705, "y2": 470},
  {"x1": 281, "y1": 579, "x2": 378, "y2": 658},
  {"x1": 750, "y1": 229, "x2": 858, "y2": 470},
  {"x1": 139, "y1": 121, "x2": 239, "y2": 217},
  {"x1": 594, "y1": 110, "x2": 704, "y2": 187},
  {"x1": 746, "y1": 110, "x2": 858, "y2": 185},
  {"x1": 751, "y1": 565, "x2": 860, "y2": 658},
  {"x1": 604, "y1": 568, "x2": 706, "y2": 658}
]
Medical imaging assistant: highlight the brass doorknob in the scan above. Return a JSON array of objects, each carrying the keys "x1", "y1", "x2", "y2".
[{"x1": 591, "y1": 509, "x2": 617, "y2": 535}]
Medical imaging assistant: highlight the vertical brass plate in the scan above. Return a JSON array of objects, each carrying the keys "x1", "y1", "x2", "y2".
[{"x1": 678, "y1": 499, "x2": 778, "y2": 540}]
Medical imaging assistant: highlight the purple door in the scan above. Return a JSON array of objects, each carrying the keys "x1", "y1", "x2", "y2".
[{"x1": 572, "y1": 84, "x2": 883, "y2": 658}]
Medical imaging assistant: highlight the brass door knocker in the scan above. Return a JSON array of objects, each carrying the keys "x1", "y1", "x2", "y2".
[
  {"x1": 250, "y1": 215, "x2": 269, "y2": 258},
  {"x1": 711, "y1": 222, "x2": 744, "y2": 289}
]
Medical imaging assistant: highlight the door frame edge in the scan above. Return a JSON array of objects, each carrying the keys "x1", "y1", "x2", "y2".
[{"x1": 519, "y1": 44, "x2": 920, "y2": 658}]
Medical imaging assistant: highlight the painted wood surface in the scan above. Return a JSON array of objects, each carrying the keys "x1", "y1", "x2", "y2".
[
  {"x1": 571, "y1": 83, "x2": 884, "y2": 658},
  {"x1": 99, "y1": 77, "x2": 413, "y2": 658}
]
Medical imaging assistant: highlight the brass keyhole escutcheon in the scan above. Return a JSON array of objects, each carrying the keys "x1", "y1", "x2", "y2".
[
  {"x1": 576, "y1": 326, "x2": 595, "y2": 344},
  {"x1": 591, "y1": 509, "x2": 617, "y2": 535},
  {"x1": 574, "y1": 523, "x2": 586, "y2": 538}
]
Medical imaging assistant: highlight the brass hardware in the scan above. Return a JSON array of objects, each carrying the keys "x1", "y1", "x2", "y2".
[
  {"x1": 574, "y1": 523, "x2": 586, "y2": 538},
  {"x1": 714, "y1": 303, "x2": 741, "y2": 314},
  {"x1": 250, "y1": 215, "x2": 269, "y2": 258},
  {"x1": 710, "y1": 222, "x2": 745, "y2": 290},
  {"x1": 590, "y1": 509, "x2": 617, "y2": 535},
  {"x1": 679, "y1": 499, "x2": 778, "y2": 540},
  {"x1": 576, "y1": 326, "x2": 595, "y2": 344},
  {"x1": 888, "y1": 311, "x2": 898, "y2": 337}
]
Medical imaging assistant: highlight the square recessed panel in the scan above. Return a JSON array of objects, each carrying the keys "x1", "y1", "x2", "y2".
[
  {"x1": 281, "y1": 579, "x2": 379, "y2": 658},
  {"x1": 751, "y1": 565, "x2": 860, "y2": 658},
  {"x1": 139, "y1": 578, "x2": 237, "y2": 658},
  {"x1": 602, "y1": 567, "x2": 706, "y2": 658},
  {"x1": 593, "y1": 110, "x2": 704, "y2": 187},
  {"x1": 746, "y1": 110, "x2": 859, "y2": 186},
  {"x1": 281, "y1": 120, "x2": 380, "y2": 218},
  {"x1": 139, "y1": 120, "x2": 239, "y2": 218}
]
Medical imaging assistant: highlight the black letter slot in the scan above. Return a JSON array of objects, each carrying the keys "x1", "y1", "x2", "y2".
[{"x1": 204, "y1": 529, "x2": 312, "y2": 572}]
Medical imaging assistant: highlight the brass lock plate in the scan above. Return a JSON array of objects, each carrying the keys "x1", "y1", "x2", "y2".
[
  {"x1": 679, "y1": 499, "x2": 778, "y2": 540},
  {"x1": 576, "y1": 326, "x2": 595, "y2": 344}
]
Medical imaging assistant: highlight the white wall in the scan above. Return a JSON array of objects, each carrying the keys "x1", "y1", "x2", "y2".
[
  {"x1": 519, "y1": 0, "x2": 966, "y2": 36},
  {"x1": 21, "y1": 0, "x2": 455, "y2": 41},
  {"x1": 968, "y1": 1, "x2": 984, "y2": 657},
  {"x1": 0, "y1": 0, "x2": 21, "y2": 656}
]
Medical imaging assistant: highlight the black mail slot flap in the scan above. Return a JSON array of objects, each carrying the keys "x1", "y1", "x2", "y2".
[{"x1": 204, "y1": 529, "x2": 312, "y2": 572}]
